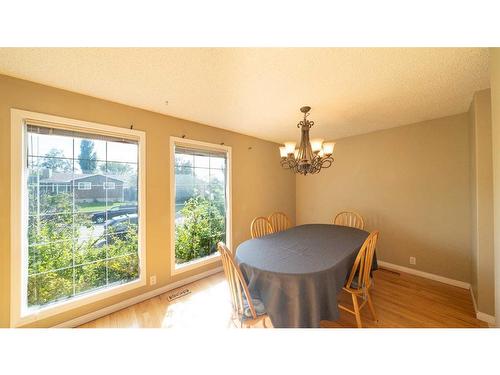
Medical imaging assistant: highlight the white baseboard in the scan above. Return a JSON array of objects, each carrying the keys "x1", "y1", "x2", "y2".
[
  {"x1": 377, "y1": 261, "x2": 471, "y2": 289},
  {"x1": 55, "y1": 266, "x2": 223, "y2": 328},
  {"x1": 469, "y1": 287, "x2": 496, "y2": 326},
  {"x1": 379, "y1": 261, "x2": 496, "y2": 326},
  {"x1": 476, "y1": 311, "x2": 496, "y2": 326},
  {"x1": 469, "y1": 287, "x2": 478, "y2": 313}
]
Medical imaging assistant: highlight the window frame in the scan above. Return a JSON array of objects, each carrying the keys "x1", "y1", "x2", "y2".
[
  {"x1": 10, "y1": 109, "x2": 147, "y2": 327},
  {"x1": 77, "y1": 181, "x2": 92, "y2": 190},
  {"x1": 169, "y1": 136, "x2": 232, "y2": 275}
]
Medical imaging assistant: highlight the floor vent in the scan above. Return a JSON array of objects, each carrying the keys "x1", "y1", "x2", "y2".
[{"x1": 167, "y1": 288, "x2": 191, "y2": 302}]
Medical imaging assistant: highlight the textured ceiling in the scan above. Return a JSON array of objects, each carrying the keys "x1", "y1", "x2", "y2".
[{"x1": 0, "y1": 48, "x2": 490, "y2": 143}]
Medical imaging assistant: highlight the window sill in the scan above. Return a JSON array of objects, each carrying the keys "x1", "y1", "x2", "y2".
[
  {"x1": 171, "y1": 252, "x2": 221, "y2": 276},
  {"x1": 13, "y1": 277, "x2": 146, "y2": 327}
]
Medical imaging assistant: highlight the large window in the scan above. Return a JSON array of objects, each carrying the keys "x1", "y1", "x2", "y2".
[
  {"x1": 171, "y1": 138, "x2": 231, "y2": 272},
  {"x1": 11, "y1": 109, "x2": 146, "y2": 326}
]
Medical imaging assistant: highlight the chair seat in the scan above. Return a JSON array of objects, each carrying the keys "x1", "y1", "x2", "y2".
[{"x1": 242, "y1": 297, "x2": 267, "y2": 319}]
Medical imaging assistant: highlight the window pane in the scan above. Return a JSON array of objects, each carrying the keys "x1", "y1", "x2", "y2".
[
  {"x1": 25, "y1": 124, "x2": 141, "y2": 311},
  {"x1": 28, "y1": 268, "x2": 74, "y2": 307},
  {"x1": 28, "y1": 157, "x2": 75, "y2": 216},
  {"x1": 104, "y1": 163, "x2": 137, "y2": 209},
  {"x1": 28, "y1": 132, "x2": 74, "y2": 159},
  {"x1": 34, "y1": 155, "x2": 74, "y2": 174},
  {"x1": 74, "y1": 137, "x2": 106, "y2": 162},
  {"x1": 28, "y1": 214, "x2": 74, "y2": 246},
  {"x1": 74, "y1": 236, "x2": 108, "y2": 266},
  {"x1": 210, "y1": 156, "x2": 226, "y2": 169},
  {"x1": 194, "y1": 168, "x2": 209, "y2": 183},
  {"x1": 175, "y1": 153, "x2": 193, "y2": 172},
  {"x1": 29, "y1": 241, "x2": 73, "y2": 275},
  {"x1": 174, "y1": 144, "x2": 228, "y2": 266},
  {"x1": 108, "y1": 254, "x2": 139, "y2": 285},
  {"x1": 194, "y1": 154, "x2": 210, "y2": 168},
  {"x1": 176, "y1": 173, "x2": 195, "y2": 205},
  {"x1": 107, "y1": 142, "x2": 138, "y2": 163},
  {"x1": 209, "y1": 169, "x2": 225, "y2": 185},
  {"x1": 74, "y1": 261, "x2": 107, "y2": 295}
]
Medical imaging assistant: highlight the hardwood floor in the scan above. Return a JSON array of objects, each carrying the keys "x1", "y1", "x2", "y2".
[
  {"x1": 78, "y1": 268, "x2": 488, "y2": 328},
  {"x1": 324, "y1": 268, "x2": 488, "y2": 328}
]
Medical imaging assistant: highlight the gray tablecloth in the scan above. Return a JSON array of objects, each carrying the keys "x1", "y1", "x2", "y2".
[{"x1": 235, "y1": 224, "x2": 376, "y2": 328}]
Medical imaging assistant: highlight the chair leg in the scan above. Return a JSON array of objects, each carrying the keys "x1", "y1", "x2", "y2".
[
  {"x1": 366, "y1": 291, "x2": 377, "y2": 322},
  {"x1": 351, "y1": 293, "x2": 362, "y2": 328}
]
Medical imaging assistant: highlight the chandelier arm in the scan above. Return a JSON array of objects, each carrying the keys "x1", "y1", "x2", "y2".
[
  {"x1": 281, "y1": 157, "x2": 298, "y2": 170},
  {"x1": 319, "y1": 156, "x2": 334, "y2": 169}
]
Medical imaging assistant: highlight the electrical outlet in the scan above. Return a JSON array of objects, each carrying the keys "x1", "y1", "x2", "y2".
[
  {"x1": 409, "y1": 256, "x2": 416, "y2": 265},
  {"x1": 150, "y1": 275, "x2": 157, "y2": 286}
]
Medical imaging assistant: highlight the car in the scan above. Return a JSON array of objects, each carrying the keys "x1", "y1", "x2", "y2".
[
  {"x1": 91, "y1": 205, "x2": 137, "y2": 223},
  {"x1": 104, "y1": 213, "x2": 138, "y2": 233},
  {"x1": 94, "y1": 214, "x2": 138, "y2": 247}
]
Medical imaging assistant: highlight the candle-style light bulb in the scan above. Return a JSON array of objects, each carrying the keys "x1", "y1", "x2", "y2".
[
  {"x1": 279, "y1": 146, "x2": 288, "y2": 158},
  {"x1": 310, "y1": 138, "x2": 324, "y2": 153},
  {"x1": 323, "y1": 142, "x2": 335, "y2": 156},
  {"x1": 284, "y1": 142, "x2": 296, "y2": 155}
]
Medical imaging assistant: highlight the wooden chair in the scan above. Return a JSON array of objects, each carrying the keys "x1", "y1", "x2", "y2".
[
  {"x1": 217, "y1": 242, "x2": 269, "y2": 328},
  {"x1": 333, "y1": 211, "x2": 365, "y2": 230},
  {"x1": 250, "y1": 216, "x2": 273, "y2": 238},
  {"x1": 338, "y1": 231, "x2": 379, "y2": 328},
  {"x1": 268, "y1": 212, "x2": 291, "y2": 233}
]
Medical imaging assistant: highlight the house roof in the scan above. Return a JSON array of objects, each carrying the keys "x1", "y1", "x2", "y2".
[{"x1": 40, "y1": 173, "x2": 124, "y2": 183}]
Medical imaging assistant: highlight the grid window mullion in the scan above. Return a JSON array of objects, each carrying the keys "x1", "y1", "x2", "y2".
[
  {"x1": 174, "y1": 146, "x2": 227, "y2": 265},
  {"x1": 105, "y1": 142, "x2": 109, "y2": 286},
  {"x1": 72, "y1": 141, "x2": 76, "y2": 298},
  {"x1": 25, "y1": 127, "x2": 140, "y2": 310}
]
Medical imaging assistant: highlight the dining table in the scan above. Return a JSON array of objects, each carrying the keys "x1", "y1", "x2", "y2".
[{"x1": 235, "y1": 223, "x2": 377, "y2": 328}]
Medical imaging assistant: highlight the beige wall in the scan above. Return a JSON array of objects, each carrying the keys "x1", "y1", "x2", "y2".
[
  {"x1": 296, "y1": 114, "x2": 472, "y2": 282},
  {"x1": 468, "y1": 89, "x2": 495, "y2": 316},
  {"x1": 490, "y1": 48, "x2": 500, "y2": 326},
  {"x1": 0, "y1": 74, "x2": 296, "y2": 327},
  {"x1": 469, "y1": 99, "x2": 478, "y2": 299}
]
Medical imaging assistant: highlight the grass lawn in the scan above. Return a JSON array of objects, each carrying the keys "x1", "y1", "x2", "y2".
[{"x1": 77, "y1": 201, "x2": 133, "y2": 213}]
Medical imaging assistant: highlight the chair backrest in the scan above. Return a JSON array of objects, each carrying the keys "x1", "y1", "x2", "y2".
[
  {"x1": 333, "y1": 211, "x2": 365, "y2": 230},
  {"x1": 268, "y1": 212, "x2": 291, "y2": 233},
  {"x1": 217, "y1": 242, "x2": 258, "y2": 319},
  {"x1": 250, "y1": 216, "x2": 273, "y2": 238},
  {"x1": 345, "y1": 231, "x2": 379, "y2": 290}
]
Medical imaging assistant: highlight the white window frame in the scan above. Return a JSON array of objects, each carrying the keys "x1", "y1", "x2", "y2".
[
  {"x1": 103, "y1": 181, "x2": 116, "y2": 190},
  {"x1": 77, "y1": 181, "x2": 92, "y2": 190},
  {"x1": 170, "y1": 136, "x2": 232, "y2": 275},
  {"x1": 10, "y1": 109, "x2": 147, "y2": 327}
]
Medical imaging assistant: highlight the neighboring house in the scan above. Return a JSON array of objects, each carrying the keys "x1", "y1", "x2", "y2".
[{"x1": 33, "y1": 170, "x2": 125, "y2": 203}]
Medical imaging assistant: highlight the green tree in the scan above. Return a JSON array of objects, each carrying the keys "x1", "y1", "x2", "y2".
[
  {"x1": 40, "y1": 148, "x2": 72, "y2": 172},
  {"x1": 78, "y1": 140, "x2": 97, "y2": 173},
  {"x1": 175, "y1": 195, "x2": 225, "y2": 263}
]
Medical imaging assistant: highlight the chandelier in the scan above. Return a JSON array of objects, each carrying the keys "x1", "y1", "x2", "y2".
[{"x1": 279, "y1": 106, "x2": 335, "y2": 175}]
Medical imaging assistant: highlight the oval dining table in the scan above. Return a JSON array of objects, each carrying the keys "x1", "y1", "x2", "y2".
[{"x1": 235, "y1": 224, "x2": 376, "y2": 328}]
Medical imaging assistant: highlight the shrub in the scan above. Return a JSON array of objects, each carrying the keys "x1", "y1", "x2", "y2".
[
  {"x1": 28, "y1": 193, "x2": 139, "y2": 307},
  {"x1": 175, "y1": 195, "x2": 225, "y2": 263}
]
